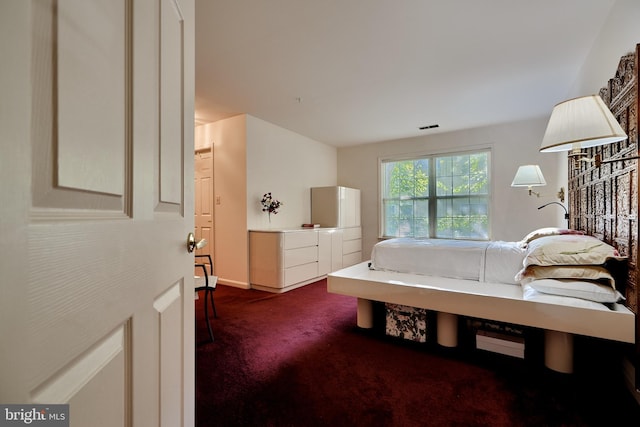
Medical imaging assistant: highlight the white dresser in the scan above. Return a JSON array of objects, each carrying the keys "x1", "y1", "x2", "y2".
[
  {"x1": 249, "y1": 226, "x2": 363, "y2": 293},
  {"x1": 249, "y1": 186, "x2": 362, "y2": 293},
  {"x1": 249, "y1": 228, "x2": 336, "y2": 293}
]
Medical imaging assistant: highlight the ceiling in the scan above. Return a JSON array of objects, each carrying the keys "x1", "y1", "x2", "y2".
[{"x1": 194, "y1": 0, "x2": 616, "y2": 147}]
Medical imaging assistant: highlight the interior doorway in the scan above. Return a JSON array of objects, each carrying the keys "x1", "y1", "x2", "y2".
[{"x1": 195, "y1": 148, "x2": 214, "y2": 265}]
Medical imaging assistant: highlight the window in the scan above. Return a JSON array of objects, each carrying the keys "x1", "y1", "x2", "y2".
[{"x1": 381, "y1": 150, "x2": 490, "y2": 240}]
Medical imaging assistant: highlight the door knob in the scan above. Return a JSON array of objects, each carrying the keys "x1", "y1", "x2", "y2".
[
  {"x1": 187, "y1": 233, "x2": 208, "y2": 253},
  {"x1": 187, "y1": 233, "x2": 196, "y2": 253}
]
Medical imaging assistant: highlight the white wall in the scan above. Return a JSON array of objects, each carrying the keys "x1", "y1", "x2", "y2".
[
  {"x1": 246, "y1": 115, "x2": 337, "y2": 230},
  {"x1": 569, "y1": 0, "x2": 640, "y2": 98},
  {"x1": 195, "y1": 114, "x2": 337, "y2": 288},
  {"x1": 338, "y1": 117, "x2": 563, "y2": 259},
  {"x1": 195, "y1": 115, "x2": 248, "y2": 287}
]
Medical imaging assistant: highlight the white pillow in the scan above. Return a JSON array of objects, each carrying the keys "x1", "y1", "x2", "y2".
[
  {"x1": 515, "y1": 265, "x2": 615, "y2": 286},
  {"x1": 527, "y1": 278, "x2": 624, "y2": 303},
  {"x1": 521, "y1": 284, "x2": 611, "y2": 311},
  {"x1": 523, "y1": 234, "x2": 624, "y2": 267},
  {"x1": 518, "y1": 227, "x2": 585, "y2": 248}
]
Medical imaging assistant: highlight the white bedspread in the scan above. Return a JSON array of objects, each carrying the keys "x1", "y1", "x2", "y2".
[{"x1": 370, "y1": 238, "x2": 525, "y2": 285}]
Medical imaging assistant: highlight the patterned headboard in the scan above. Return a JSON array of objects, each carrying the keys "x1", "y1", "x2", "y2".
[{"x1": 567, "y1": 44, "x2": 639, "y2": 383}]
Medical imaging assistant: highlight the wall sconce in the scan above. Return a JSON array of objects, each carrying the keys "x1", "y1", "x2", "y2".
[
  {"x1": 511, "y1": 165, "x2": 546, "y2": 197},
  {"x1": 539, "y1": 95, "x2": 630, "y2": 168},
  {"x1": 539, "y1": 201, "x2": 570, "y2": 228}
]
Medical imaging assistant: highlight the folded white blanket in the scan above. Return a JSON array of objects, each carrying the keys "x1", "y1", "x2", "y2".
[{"x1": 370, "y1": 238, "x2": 525, "y2": 285}]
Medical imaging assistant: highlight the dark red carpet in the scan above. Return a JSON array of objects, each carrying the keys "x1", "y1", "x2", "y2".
[{"x1": 195, "y1": 279, "x2": 640, "y2": 426}]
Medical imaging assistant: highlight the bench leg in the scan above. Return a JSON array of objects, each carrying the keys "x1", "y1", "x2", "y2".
[
  {"x1": 437, "y1": 312, "x2": 458, "y2": 347},
  {"x1": 544, "y1": 330, "x2": 573, "y2": 374},
  {"x1": 357, "y1": 298, "x2": 374, "y2": 328}
]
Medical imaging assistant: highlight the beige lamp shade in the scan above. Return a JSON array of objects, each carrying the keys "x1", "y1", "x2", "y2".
[
  {"x1": 539, "y1": 95, "x2": 627, "y2": 153},
  {"x1": 511, "y1": 165, "x2": 547, "y2": 187}
]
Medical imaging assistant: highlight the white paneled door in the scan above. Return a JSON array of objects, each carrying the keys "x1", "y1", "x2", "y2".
[
  {"x1": 0, "y1": 0, "x2": 195, "y2": 426},
  {"x1": 195, "y1": 149, "x2": 214, "y2": 261}
]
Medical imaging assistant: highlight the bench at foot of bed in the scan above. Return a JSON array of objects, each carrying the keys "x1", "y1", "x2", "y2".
[{"x1": 330, "y1": 262, "x2": 634, "y2": 374}]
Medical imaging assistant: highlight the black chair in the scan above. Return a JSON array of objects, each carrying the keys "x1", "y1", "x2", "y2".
[{"x1": 195, "y1": 254, "x2": 217, "y2": 342}]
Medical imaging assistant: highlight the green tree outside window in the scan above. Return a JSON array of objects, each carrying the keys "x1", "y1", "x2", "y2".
[{"x1": 381, "y1": 151, "x2": 490, "y2": 239}]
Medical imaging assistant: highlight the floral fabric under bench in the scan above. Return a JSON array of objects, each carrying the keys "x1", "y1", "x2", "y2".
[{"x1": 385, "y1": 303, "x2": 428, "y2": 343}]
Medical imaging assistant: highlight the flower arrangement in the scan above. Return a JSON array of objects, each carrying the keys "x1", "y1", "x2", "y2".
[{"x1": 261, "y1": 192, "x2": 282, "y2": 221}]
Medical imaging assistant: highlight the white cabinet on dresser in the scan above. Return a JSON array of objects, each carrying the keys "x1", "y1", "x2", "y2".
[
  {"x1": 311, "y1": 186, "x2": 360, "y2": 228},
  {"x1": 311, "y1": 186, "x2": 362, "y2": 268},
  {"x1": 249, "y1": 229, "x2": 333, "y2": 293}
]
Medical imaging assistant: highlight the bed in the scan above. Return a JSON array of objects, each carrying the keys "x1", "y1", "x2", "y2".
[
  {"x1": 328, "y1": 229, "x2": 636, "y2": 374},
  {"x1": 370, "y1": 228, "x2": 627, "y2": 306}
]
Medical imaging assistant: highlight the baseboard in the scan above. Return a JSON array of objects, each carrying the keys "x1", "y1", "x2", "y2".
[
  {"x1": 251, "y1": 276, "x2": 325, "y2": 293},
  {"x1": 218, "y1": 279, "x2": 250, "y2": 289},
  {"x1": 622, "y1": 356, "x2": 640, "y2": 405}
]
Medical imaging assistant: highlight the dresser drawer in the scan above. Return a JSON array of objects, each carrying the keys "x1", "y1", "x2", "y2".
[
  {"x1": 342, "y1": 226, "x2": 361, "y2": 241},
  {"x1": 284, "y1": 262, "x2": 318, "y2": 286},
  {"x1": 343, "y1": 251, "x2": 362, "y2": 267},
  {"x1": 343, "y1": 238, "x2": 361, "y2": 255},
  {"x1": 284, "y1": 230, "x2": 318, "y2": 249},
  {"x1": 284, "y1": 246, "x2": 318, "y2": 268}
]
